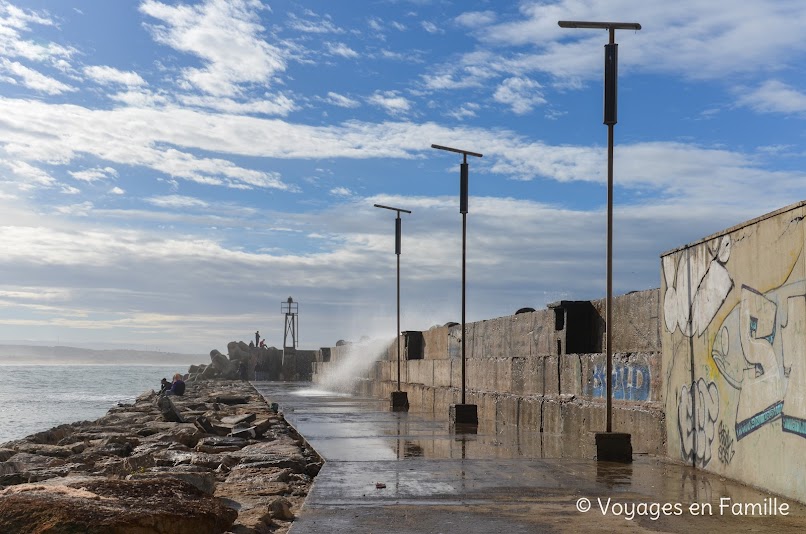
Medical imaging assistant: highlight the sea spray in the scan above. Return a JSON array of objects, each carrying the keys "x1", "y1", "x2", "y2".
[{"x1": 318, "y1": 337, "x2": 391, "y2": 393}]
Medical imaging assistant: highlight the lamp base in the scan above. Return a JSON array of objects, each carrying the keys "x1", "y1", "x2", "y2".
[
  {"x1": 449, "y1": 403, "x2": 478, "y2": 425},
  {"x1": 390, "y1": 391, "x2": 409, "y2": 412},
  {"x1": 595, "y1": 432, "x2": 632, "y2": 463}
]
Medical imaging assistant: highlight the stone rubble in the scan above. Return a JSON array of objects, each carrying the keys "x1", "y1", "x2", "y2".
[{"x1": 0, "y1": 379, "x2": 323, "y2": 534}]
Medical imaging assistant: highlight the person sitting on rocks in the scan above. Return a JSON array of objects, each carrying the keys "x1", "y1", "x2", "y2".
[
  {"x1": 164, "y1": 373, "x2": 185, "y2": 396},
  {"x1": 159, "y1": 377, "x2": 171, "y2": 395}
]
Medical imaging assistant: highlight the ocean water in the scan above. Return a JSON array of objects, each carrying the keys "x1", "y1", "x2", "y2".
[{"x1": 0, "y1": 364, "x2": 184, "y2": 445}]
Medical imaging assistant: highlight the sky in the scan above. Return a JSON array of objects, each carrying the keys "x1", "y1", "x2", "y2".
[{"x1": 0, "y1": 0, "x2": 805, "y2": 355}]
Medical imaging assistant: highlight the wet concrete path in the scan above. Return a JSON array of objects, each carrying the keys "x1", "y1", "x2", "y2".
[{"x1": 253, "y1": 382, "x2": 806, "y2": 533}]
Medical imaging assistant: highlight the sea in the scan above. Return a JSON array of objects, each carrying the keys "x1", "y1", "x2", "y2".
[{"x1": 0, "y1": 364, "x2": 183, "y2": 445}]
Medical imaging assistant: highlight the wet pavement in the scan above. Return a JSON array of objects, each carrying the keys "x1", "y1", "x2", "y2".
[{"x1": 253, "y1": 382, "x2": 806, "y2": 533}]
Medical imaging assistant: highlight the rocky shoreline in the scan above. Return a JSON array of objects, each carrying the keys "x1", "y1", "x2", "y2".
[{"x1": 0, "y1": 379, "x2": 323, "y2": 533}]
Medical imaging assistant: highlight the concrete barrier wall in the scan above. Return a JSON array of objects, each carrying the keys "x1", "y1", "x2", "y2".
[
  {"x1": 313, "y1": 288, "x2": 665, "y2": 455},
  {"x1": 661, "y1": 200, "x2": 806, "y2": 503}
]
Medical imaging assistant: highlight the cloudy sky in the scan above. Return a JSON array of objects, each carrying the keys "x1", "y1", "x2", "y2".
[{"x1": 0, "y1": 0, "x2": 804, "y2": 354}]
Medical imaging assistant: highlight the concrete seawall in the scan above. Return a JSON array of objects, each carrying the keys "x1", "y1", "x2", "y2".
[{"x1": 313, "y1": 289, "x2": 666, "y2": 457}]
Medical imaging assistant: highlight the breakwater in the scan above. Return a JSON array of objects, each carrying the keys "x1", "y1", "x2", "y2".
[{"x1": 0, "y1": 380, "x2": 322, "y2": 533}]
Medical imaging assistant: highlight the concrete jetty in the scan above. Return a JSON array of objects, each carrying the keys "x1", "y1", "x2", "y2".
[{"x1": 254, "y1": 382, "x2": 806, "y2": 534}]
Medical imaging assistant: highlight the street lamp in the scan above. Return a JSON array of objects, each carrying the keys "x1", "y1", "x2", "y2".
[
  {"x1": 431, "y1": 143, "x2": 483, "y2": 426},
  {"x1": 558, "y1": 20, "x2": 641, "y2": 462},
  {"x1": 374, "y1": 203, "x2": 412, "y2": 412}
]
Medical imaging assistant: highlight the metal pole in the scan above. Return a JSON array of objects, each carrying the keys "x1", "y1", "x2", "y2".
[
  {"x1": 396, "y1": 216, "x2": 401, "y2": 392},
  {"x1": 430, "y1": 144, "x2": 481, "y2": 409},
  {"x1": 461, "y1": 208, "x2": 467, "y2": 405},
  {"x1": 606, "y1": 121, "x2": 614, "y2": 433},
  {"x1": 373, "y1": 203, "x2": 411, "y2": 395},
  {"x1": 605, "y1": 27, "x2": 615, "y2": 434}
]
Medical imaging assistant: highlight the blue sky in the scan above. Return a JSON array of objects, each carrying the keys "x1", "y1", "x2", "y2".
[{"x1": 1, "y1": 0, "x2": 805, "y2": 354}]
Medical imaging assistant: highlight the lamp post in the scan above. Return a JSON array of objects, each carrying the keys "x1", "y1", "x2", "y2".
[
  {"x1": 558, "y1": 20, "x2": 641, "y2": 462},
  {"x1": 431, "y1": 143, "x2": 483, "y2": 426},
  {"x1": 374, "y1": 203, "x2": 412, "y2": 411}
]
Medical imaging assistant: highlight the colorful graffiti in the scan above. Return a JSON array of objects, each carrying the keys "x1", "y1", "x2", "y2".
[
  {"x1": 677, "y1": 378, "x2": 720, "y2": 467},
  {"x1": 663, "y1": 208, "x2": 806, "y2": 503},
  {"x1": 663, "y1": 236, "x2": 733, "y2": 338},
  {"x1": 590, "y1": 362, "x2": 651, "y2": 401},
  {"x1": 711, "y1": 283, "x2": 806, "y2": 440}
]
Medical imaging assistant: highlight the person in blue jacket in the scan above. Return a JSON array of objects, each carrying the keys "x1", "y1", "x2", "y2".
[{"x1": 164, "y1": 373, "x2": 185, "y2": 396}]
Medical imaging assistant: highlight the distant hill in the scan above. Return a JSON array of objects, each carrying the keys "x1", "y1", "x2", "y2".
[{"x1": 0, "y1": 345, "x2": 206, "y2": 366}]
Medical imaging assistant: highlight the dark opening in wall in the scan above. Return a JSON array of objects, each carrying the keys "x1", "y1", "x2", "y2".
[
  {"x1": 554, "y1": 307, "x2": 565, "y2": 331},
  {"x1": 557, "y1": 340, "x2": 562, "y2": 356},
  {"x1": 403, "y1": 331, "x2": 424, "y2": 360},
  {"x1": 549, "y1": 300, "x2": 600, "y2": 354}
]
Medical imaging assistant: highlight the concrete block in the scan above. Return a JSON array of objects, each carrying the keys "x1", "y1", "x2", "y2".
[
  {"x1": 511, "y1": 357, "x2": 526, "y2": 395},
  {"x1": 433, "y1": 360, "x2": 452, "y2": 387},
  {"x1": 521, "y1": 358, "x2": 542, "y2": 396},
  {"x1": 543, "y1": 356, "x2": 560, "y2": 396},
  {"x1": 496, "y1": 396, "x2": 519, "y2": 429},
  {"x1": 518, "y1": 397, "x2": 542, "y2": 430},
  {"x1": 542, "y1": 400, "x2": 561, "y2": 434},
  {"x1": 560, "y1": 354, "x2": 583, "y2": 396}
]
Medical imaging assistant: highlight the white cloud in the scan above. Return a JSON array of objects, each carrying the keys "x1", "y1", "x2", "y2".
[
  {"x1": 367, "y1": 91, "x2": 411, "y2": 115},
  {"x1": 455, "y1": 11, "x2": 496, "y2": 28},
  {"x1": 325, "y1": 91, "x2": 360, "y2": 108},
  {"x1": 390, "y1": 21, "x2": 406, "y2": 31},
  {"x1": 493, "y1": 76, "x2": 546, "y2": 114},
  {"x1": 330, "y1": 186, "x2": 353, "y2": 197},
  {"x1": 445, "y1": 103, "x2": 479, "y2": 120},
  {"x1": 178, "y1": 93, "x2": 297, "y2": 116},
  {"x1": 0, "y1": 2, "x2": 74, "y2": 63},
  {"x1": 421, "y1": 21, "x2": 441, "y2": 34},
  {"x1": 325, "y1": 42, "x2": 358, "y2": 59},
  {"x1": 736, "y1": 80, "x2": 806, "y2": 115},
  {"x1": 0, "y1": 97, "x2": 295, "y2": 191},
  {"x1": 140, "y1": 0, "x2": 286, "y2": 97},
  {"x1": 146, "y1": 194, "x2": 210, "y2": 209},
  {"x1": 421, "y1": 50, "x2": 499, "y2": 90},
  {"x1": 84, "y1": 65, "x2": 147, "y2": 87},
  {"x1": 1, "y1": 158, "x2": 55, "y2": 189},
  {"x1": 55, "y1": 201, "x2": 94, "y2": 217},
  {"x1": 61, "y1": 185, "x2": 81, "y2": 195},
  {"x1": 0, "y1": 58, "x2": 75, "y2": 94},
  {"x1": 1, "y1": 96, "x2": 804, "y2": 209},
  {"x1": 110, "y1": 88, "x2": 170, "y2": 108},
  {"x1": 287, "y1": 12, "x2": 343, "y2": 34},
  {"x1": 109, "y1": 186, "x2": 125, "y2": 195},
  {"x1": 69, "y1": 167, "x2": 118, "y2": 183},
  {"x1": 475, "y1": 0, "x2": 806, "y2": 82}
]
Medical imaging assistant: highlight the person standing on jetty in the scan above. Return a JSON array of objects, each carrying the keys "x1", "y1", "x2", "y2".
[{"x1": 255, "y1": 330, "x2": 260, "y2": 347}]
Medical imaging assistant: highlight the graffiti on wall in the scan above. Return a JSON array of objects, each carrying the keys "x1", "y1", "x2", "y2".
[
  {"x1": 590, "y1": 362, "x2": 651, "y2": 401},
  {"x1": 711, "y1": 284, "x2": 806, "y2": 440},
  {"x1": 717, "y1": 420, "x2": 735, "y2": 465},
  {"x1": 665, "y1": 223, "x2": 806, "y2": 472},
  {"x1": 663, "y1": 236, "x2": 733, "y2": 338},
  {"x1": 677, "y1": 378, "x2": 720, "y2": 467}
]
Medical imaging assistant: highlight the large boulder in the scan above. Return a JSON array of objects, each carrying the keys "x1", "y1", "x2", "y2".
[
  {"x1": 0, "y1": 477, "x2": 237, "y2": 534},
  {"x1": 156, "y1": 396, "x2": 184, "y2": 423},
  {"x1": 210, "y1": 350, "x2": 235, "y2": 377}
]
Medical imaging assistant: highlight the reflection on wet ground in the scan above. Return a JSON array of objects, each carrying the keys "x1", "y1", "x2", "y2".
[
  {"x1": 253, "y1": 382, "x2": 806, "y2": 533},
  {"x1": 261, "y1": 383, "x2": 585, "y2": 461}
]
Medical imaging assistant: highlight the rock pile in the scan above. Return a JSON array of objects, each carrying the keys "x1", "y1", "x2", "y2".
[
  {"x1": 187, "y1": 341, "x2": 285, "y2": 382},
  {"x1": 0, "y1": 380, "x2": 323, "y2": 534}
]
